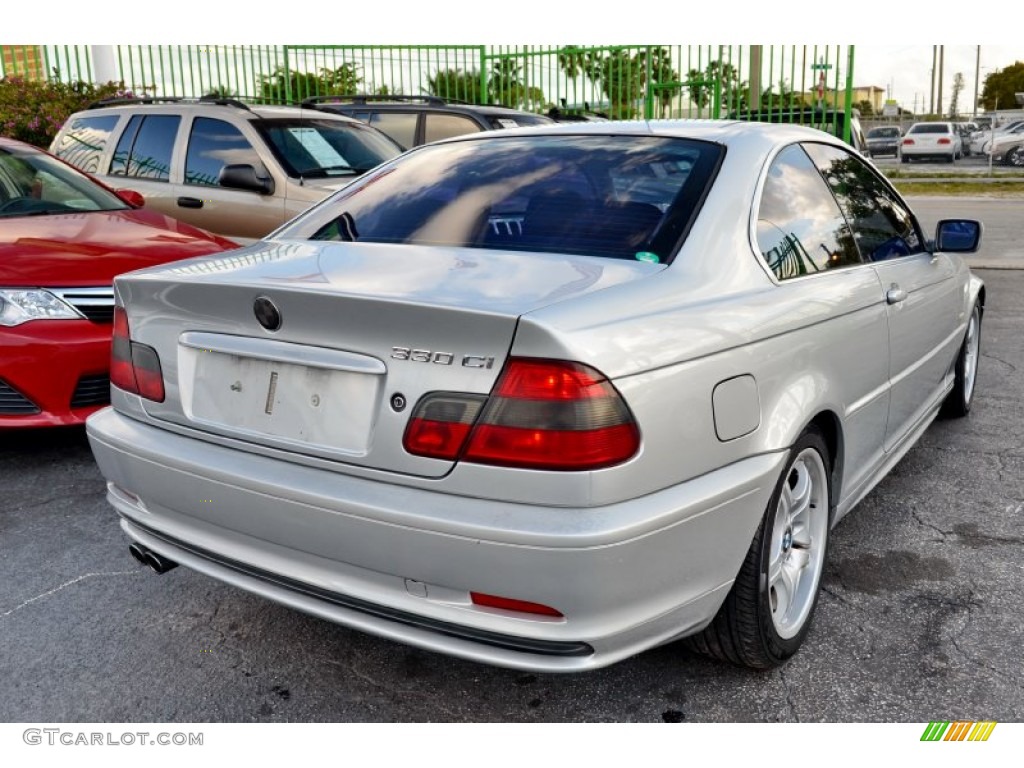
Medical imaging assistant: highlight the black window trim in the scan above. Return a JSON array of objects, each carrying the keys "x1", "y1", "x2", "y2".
[
  {"x1": 750, "y1": 141, "x2": 875, "y2": 286},
  {"x1": 801, "y1": 139, "x2": 928, "y2": 264},
  {"x1": 108, "y1": 113, "x2": 180, "y2": 184}
]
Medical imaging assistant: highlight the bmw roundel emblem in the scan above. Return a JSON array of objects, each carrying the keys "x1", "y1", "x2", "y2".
[{"x1": 254, "y1": 296, "x2": 282, "y2": 331}]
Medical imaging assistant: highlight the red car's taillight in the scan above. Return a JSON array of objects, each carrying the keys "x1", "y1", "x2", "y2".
[
  {"x1": 403, "y1": 358, "x2": 640, "y2": 471},
  {"x1": 111, "y1": 306, "x2": 165, "y2": 402}
]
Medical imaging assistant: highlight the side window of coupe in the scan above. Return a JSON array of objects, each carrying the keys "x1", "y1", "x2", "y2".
[
  {"x1": 803, "y1": 143, "x2": 924, "y2": 262},
  {"x1": 109, "y1": 115, "x2": 180, "y2": 182},
  {"x1": 756, "y1": 144, "x2": 862, "y2": 280},
  {"x1": 52, "y1": 115, "x2": 119, "y2": 174},
  {"x1": 185, "y1": 118, "x2": 261, "y2": 187}
]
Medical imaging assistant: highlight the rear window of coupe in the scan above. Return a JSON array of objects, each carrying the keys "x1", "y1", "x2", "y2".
[{"x1": 278, "y1": 135, "x2": 722, "y2": 264}]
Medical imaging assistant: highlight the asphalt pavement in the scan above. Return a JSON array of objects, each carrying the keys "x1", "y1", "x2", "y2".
[{"x1": 2, "y1": 263, "x2": 1023, "y2": 723}]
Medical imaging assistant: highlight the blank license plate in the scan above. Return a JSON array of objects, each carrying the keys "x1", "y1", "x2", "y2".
[{"x1": 185, "y1": 350, "x2": 379, "y2": 453}]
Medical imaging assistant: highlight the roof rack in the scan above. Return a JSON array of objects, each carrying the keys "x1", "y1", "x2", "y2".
[
  {"x1": 196, "y1": 95, "x2": 253, "y2": 112},
  {"x1": 86, "y1": 95, "x2": 252, "y2": 112},
  {"x1": 301, "y1": 94, "x2": 457, "y2": 108},
  {"x1": 87, "y1": 96, "x2": 182, "y2": 110}
]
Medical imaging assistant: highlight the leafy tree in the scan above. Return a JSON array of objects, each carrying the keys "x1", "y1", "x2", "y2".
[
  {"x1": 639, "y1": 47, "x2": 682, "y2": 118},
  {"x1": 594, "y1": 50, "x2": 645, "y2": 118},
  {"x1": 425, "y1": 69, "x2": 484, "y2": 103},
  {"x1": 483, "y1": 58, "x2": 547, "y2": 110},
  {"x1": 760, "y1": 78, "x2": 802, "y2": 109},
  {"x1": 855, "y1": 99, "x2": 875, "y2": 117},
  {"x1": 558, "y1": 47, "x2": 680, "y2": 119},
  {"x1": 979, "y1": 61, "x2": 1024, "y2": 111},
  {"x1": 949, "y1": 72, "x2": 965, "y2": 117},
  {"x1": 556, "y1": 46, "x2": 597, "y2": 106},
  {"x1": 259, "y1": 63, "x2": 361, "y2": 103},
  {"x1": 202, "y1": 85, "x2": 235, "y2": 100},
  {"x1": 687, "y1": 60, "x2": 745, "y2": 113}
]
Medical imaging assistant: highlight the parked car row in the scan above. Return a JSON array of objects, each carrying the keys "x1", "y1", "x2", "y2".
[{"x1": 862, "y1": 119, "x2": 1024, "y2": 166}]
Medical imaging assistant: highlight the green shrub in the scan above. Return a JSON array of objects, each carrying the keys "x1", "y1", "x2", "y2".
[{"x1": 0, "y1": 77, "x2": 126, "y2": 148}]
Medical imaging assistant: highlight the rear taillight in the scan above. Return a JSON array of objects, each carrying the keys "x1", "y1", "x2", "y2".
[
  {"x1": 938, "y1": 137, "x2": 951, "y2": 145},
  {"x1": 403, "y1": 358, "x2": 640, "y2": 471},
  {"x1": 403, "y1": 394, "x2": 486, "y2": 460},
  {"x1": 110, "y1": 306, "x2": 165, "y2": 402},
  {"x1": 902, "y1": 138, "x2": 915, "y2": 145}
]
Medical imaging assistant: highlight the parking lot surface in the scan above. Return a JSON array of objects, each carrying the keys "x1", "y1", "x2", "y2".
[{"x1": 2, "y1": 268, "x2": 1023, "y2": 724}]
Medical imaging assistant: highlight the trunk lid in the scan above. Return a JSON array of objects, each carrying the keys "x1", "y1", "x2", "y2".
[{"x1": 118, "y1": 240, "x2": 659, "y2": 477}]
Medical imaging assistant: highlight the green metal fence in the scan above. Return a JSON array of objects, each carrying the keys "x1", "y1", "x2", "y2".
[{"x1": 2, "y1": 45, "x2": 856, "y2": 140}]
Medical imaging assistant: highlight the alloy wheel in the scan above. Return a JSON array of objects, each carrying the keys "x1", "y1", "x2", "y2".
[{"x1": 768, "y1": 447, "x2": 829, "y2": 640}]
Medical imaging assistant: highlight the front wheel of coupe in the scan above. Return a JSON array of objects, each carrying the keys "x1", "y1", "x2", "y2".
[
  {"x1": 941, "y1": 301, "x2": 982, "y2": 418},
  {"x1": 684, "y1": 426, "x2": 832, "y2": 668}
]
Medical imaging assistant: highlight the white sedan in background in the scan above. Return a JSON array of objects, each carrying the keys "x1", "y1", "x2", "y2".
[{"x1": 901, "y1": 122, "x2": 962, "y2": 163}]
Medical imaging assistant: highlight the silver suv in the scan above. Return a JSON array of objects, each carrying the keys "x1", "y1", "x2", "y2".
[{"x1": 51, "y1": 98, "x2": 403, "y2": 241}]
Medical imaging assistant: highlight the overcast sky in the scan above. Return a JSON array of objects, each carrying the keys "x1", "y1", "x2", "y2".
[
  {"x1": 22, "y1": 1, "x2": 1020, "y2": 118},
  {"x1": 854, "y1": 45, "x2": 1021, "y2": 113}
]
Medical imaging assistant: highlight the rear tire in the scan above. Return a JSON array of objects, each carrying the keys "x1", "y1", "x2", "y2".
[
  {"x1": 684, "y1": 427, "x2": 832, "y2": 668},
  {"x1": 1007, "y1": 147, "x2": 1024, "y2": 167},
  {"x1": 941, "y1": 301, "x2": 981, "y2": 418},
  {"x1": 901, "y1": 154, "x2": 909, "y2": 164}
]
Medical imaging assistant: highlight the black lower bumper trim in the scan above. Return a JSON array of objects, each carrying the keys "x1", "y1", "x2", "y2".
[{"x1": 124, "y1": 517, "x2": 594, "y2": 659}]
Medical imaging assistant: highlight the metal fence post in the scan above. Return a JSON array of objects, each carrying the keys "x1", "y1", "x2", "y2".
[
  {"x1": 283, "y1": 46, "x2": 292, "y2": 104},
  {"x1": 844, "y1": 46, "x2": 855, "y2": 145},
  {"x1": 643, "y1": 46, "x2": 654, "y2": 120},
  {"x1": 479, "y1": 46, "x2": 488, "y2": 105}
]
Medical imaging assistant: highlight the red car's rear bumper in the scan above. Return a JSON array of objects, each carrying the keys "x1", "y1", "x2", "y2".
[{"x1": 0, "y1": 319, "x2": 111, "y2": 428}]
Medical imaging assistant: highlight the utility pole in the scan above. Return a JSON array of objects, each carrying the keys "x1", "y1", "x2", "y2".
[
  {"x1": 973, "y1": 45, "x2": 981, "y2": 120},
  {"x1": 749, "y1": 46, "x2": 762, "y2": 111},
  {"x1": 937, "y1": 45, "x2": 945, "y2": 116},
  {"x1": 91, "y1": 45, "x2": 117, "y2": 85},
  {"x1": 930, "y1": 46, "x2": 937, "y2": 115}
]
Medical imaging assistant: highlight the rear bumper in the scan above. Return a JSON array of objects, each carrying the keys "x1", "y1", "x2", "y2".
[
  {"x1": 0, "y1": 320, "x2": 110, "y2": 428},
  {"x1": 87, "y1": 407, "x2": 786, "y2": 671},
  {"x1": 900, "y1": 145, "x2": 955, "y2": 157}
]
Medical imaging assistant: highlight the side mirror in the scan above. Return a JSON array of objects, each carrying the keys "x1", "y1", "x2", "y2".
[
  {"x1": 935, "y1": 219, "x2": 982, "y2": 253},
  {"x1": 218, "y1": 164, "x2": 275, "y2": 196},
  {"x1": 115, "y1": 188, "x2": 145, "y2": 207}
]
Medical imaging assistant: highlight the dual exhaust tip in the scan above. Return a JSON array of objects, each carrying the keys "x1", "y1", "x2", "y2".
[{"x1": 128, "y1": 542, "x2": 178, "y2": 574}]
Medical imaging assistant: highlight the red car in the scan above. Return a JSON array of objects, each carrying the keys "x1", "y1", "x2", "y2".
[{"x1": 1, "y1": 137, "x2": 236, "y2": 428}]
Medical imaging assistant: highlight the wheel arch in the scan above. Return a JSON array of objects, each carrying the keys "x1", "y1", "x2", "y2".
[{"x1": 804, "y1": 410, "x2": 844, "y2": 515}]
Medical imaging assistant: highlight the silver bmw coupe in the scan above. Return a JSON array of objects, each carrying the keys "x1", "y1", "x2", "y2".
[{"x1": 87, "y1": 120, "x2": 984, "y2": 671}]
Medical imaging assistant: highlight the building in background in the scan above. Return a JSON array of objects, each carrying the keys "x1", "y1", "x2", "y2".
[{"x1": 1, "y1": 46, "x2": 46, "y2": 80}]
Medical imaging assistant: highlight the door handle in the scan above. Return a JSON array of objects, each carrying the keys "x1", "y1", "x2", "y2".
[
  {"x1": 886, "y1": 285, "x2": 907, "y2": 304},
  {"x1": 176, "y1": 197, "x2": 204, "y2": 209}
]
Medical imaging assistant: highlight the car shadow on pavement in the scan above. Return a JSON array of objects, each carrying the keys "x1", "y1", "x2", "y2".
[{"x1": 0, "y1": 425, "x2": 90, "y2": 454}]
